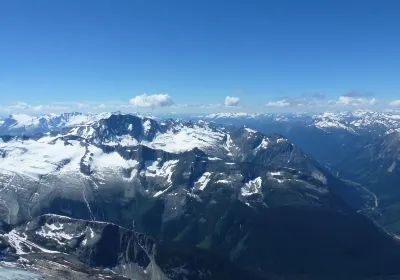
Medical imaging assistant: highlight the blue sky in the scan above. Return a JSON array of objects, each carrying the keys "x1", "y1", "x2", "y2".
[{"x1": 0, "y1": 0, "x2": 400, "y2": 114}]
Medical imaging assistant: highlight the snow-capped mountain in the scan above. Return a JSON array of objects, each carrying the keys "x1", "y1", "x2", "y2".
[
  {"x1": 1, "y1": 113, "x2": 400, "y2": 279},
  {"x1": 3, "y1": 110, "x2": 399, "y2": 137},
  {"x1": 0, "y1": 112, "x2": 112, "y2": 136},
  {"x1": 203, "y1": 112, "x2": 263, "y2": 119},
  {"x1": 311, "y1": 111, "x2": 400, "y2": 133},
  {"x1": 202, "y1": 110, "x2": 400, "y2": 134},
  {"x1": 0, "y1": 114, "x2": 351, "y2": 225}
]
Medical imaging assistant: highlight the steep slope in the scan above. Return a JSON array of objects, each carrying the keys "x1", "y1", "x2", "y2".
[
  {"x1": 201, "y1": 111, "x2": 400, "y2": 232},
  {"x1": 1, "y1": 214, "x2": 266, "y2": 280},
  {"x1": 336, "y1": 130, "x2": 400, "y2": 231}
]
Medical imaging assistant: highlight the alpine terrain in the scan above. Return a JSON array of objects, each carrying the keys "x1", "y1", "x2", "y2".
[
  {"x1": 200, "y1": 110, "x2": 400, "y2": 232},
  {"x1": 0, "y1": 113, "x2": 400, "y2": 279}
]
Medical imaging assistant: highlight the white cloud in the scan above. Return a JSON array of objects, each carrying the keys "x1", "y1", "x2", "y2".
[
  {"x1": 8, "y1": 102, "x2": 43, "y2": 111},
  {"x1": 77, "y1": 103, "x2": 90, "y2": 109},
  {"x1": 265, "y1": 98, "x2": 316, "y2": 107},
  {"x1": 0, "y1": 94, "x2": 390, "y2": 116},
  {"x1": 178, "y1": 103, "x2": 222, "y2": 108},
  {"x1": 0, "y1": 101, "x2": 113, "y2": 114},
  {"x1": 0, "y1": 102, "x2": 70, "y2": 113},
  {"x1": 129, "y1": 94, "x2": 174, "y2": 108},
  {"x1": 265, "y1": 100, "x2": 291, "y2": 107},
  {"x1": 225, "y1": 96, "x2": 240, "y2": 107},
  {"x1": 370, "y1": 98, "x2": 378, "y2": 106},
  {"x1": 329, "y1": 96, "x2": 378, "y2": 106},
  {"x1": 389, "y1": 100, "x2": 400, "y2": 106},
  {"x1": 265, "y1": 96, "x2": 378, "y2": 108}
]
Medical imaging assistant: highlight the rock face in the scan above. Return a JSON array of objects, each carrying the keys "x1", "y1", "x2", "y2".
[
  {"x1": 1, "y1": 114, "x2": 400, "y2": 279},
  {"x1": 0, "y1": 214, "x2": 266, "y2": 280}
]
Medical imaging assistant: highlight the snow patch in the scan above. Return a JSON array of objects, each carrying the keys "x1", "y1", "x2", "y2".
[
  {"x1": 254, "y1": 138, "x2": 269, "y2": 151},
  {"x1": 36, "y1": 223, "x2": 78, "y2": 243},
  {"x1": 241, "y1": 177, "x2": 262, "y2": 196},
  {"x1": 145, "y1": 124, "x2": 225, "y2": 153},
  {"x1": 0, "y1": 138, "x2": 86, "y2": 178},
  {"x1": 143, "y1": 119, "x2": 152, "y2": 135},
  {"x1": 244, "y1": 127, "x2": 257, "y2": 134},
  {"x1": 216, "y1": 179, "x2": 231, "y2": 184},
  {"x1": 144, "y1": 160, "x2": 178, "y2": 184},
  {"x1": 5, "y1": 230, "x2": 59, "y2": 255},
  {"x1": 194, "y1": 172, "x2": 212, "y2": 191},
  {"x1": 311, "y1": 171, "x2": 328, "y2": 185}
]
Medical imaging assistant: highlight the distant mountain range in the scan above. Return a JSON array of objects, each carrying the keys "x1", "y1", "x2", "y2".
[
  {"x1": 0, "y1": 111, "x2": 400, "y2": 279},
  {"x1": 0, "y1": 112, "x2": 112, "y2": 136},
  {"x1": 202, "y1": 110, "x2": 400, "y2": 134},
  {"x1": 1, "y1": 110, "x2": 398, "y2": 137}
]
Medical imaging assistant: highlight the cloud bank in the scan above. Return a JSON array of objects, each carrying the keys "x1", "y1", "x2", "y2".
[
  {"x1": 0, "y1": 93, "x2": 397, "y2": 115},
  {"x1": 265, "y1": 100, "x2": 292, "y2": 107},
  {"x1": 330, "y1": 96, "x2": 377, "y2": 106},
  {"x1": 265, "y1": 96, "x2": 378, "y2": 108},
  {"x1": 389, "y1": 100, "x2": 400, "y2": 106}
]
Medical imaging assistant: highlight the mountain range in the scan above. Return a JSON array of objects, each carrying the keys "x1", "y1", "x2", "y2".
[
  {"x1": 0, "y1": 112, "x2": 399, "y2": 279},
  {"x1": 202, "y1": 110, "x2": 400, "y2": 133},
  {"x1": 0, "y1": 112, "x2": 113, "y2": 136},
  {"x1": 198, "y1": 110, "x2": 400, "y2": 232}
]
